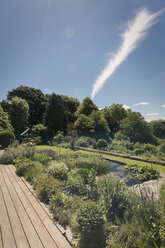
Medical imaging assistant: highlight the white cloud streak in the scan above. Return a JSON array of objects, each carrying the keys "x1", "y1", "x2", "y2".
[
  {"x1": 146, "y1": 112, "x2": 159, "y2": 116},
  {"x1": 91, "y1": 8, "x2": 163, "y2": 99},
  {"x1": 134, "y1": 102, "x2": 149, "y2": 106},
  {"x1": 162, "y1": 104, "x2": 165, "y2": 108}
]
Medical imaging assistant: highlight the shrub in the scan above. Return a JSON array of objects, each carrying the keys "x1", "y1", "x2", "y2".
[
  {"x1": 77, "y1": 200, "x2": 105, "y2": 248},
  {"x1": 0, "y1": 130, "x2": 15, "y2": 148},
  {"x1": 76, "y1": 168, "x2": 90, "y2": 184},
  {"x1": 39, "y1": 149, "x2": 56, "y2": 160},
  {"x1": 53, "y1": 131, "x2": 65, "y2": 145},
  {"x1": 0, "y1": 145, "x2": 36, "y2": 164},
  {"x1": 47, "y1": 161, "x2": 69, "y2": 180},
  {"x1": 75, "y1": 156, "x2": 110, "y2": 176},
  {"x1": 33, "y1": 153, "x2": 52, "y2": 166},
  {"x1": 126, "y1": 164, "x2": 159, "y2": 181},
  {"x1": 15, "y1": 159, "x2": 43, "y2": 184},
  {"x1": 75, "y1": 136, "x2": 96, "y2": 148},
  {"x1": 97, "y1": 174, "x2": 130, "y2": 222},
  {"x1": 35, "y1": 176, "x2": 61, "y2": 203},
  {"x1": 96, "y1": 139, "x2": 107, "y2": 149},
  {"x1": 159, "y1": 181, "x2": 165, "y2": 247},
  {"x1": 66, "y1": 174, "x2": 87, "y2": 196},
  {"x1": 110, "y1": 198, "x2": 160, "y2": 248}
]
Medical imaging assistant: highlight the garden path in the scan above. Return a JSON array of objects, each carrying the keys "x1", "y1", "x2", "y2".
[{"x1": 0, "y1": 162, "x2": 72, "y2": 248}]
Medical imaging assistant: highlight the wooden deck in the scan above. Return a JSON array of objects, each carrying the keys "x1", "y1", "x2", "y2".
[{"x1": 0, "y1": 163, "x2": 72, "y2": 248}]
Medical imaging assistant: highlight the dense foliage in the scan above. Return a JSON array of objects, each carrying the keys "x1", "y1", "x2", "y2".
[{"x1": 1, "y1": 144, "x2": 164, "y2": 248}]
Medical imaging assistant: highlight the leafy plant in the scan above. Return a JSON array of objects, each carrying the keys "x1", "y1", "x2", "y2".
[
  {"x1": 35, "y1": 176, "x2": 61, "y2": 203},
  {"x1": 96, "y1": 139, "x2": 108, "y2": 149},
  {"x1": 0, "y1": 130, "x2": 15, "y2": 148},
  {"x1": 47, "y1": 161, "x2": 69, "y2": 180},
  {"x1": 126, "y1": 164, "x2": 159, "y2": 181},
  {"x1": 77, "y1": 200, "x2": 105, "y2": 248}
]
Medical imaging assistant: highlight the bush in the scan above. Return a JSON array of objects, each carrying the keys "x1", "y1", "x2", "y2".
[
  {"x1": 75, "y1": 136, "x2": 96, "y2": 148},
  {"x1": 66, "y1": 174, "x2": 87, "y2": 196},
  {"x1": 47, "y1": 161, "x2": 69, "y2": 180},
  {"x1": 125, "y1": 164, "x2": 159, "y2": 181},
  {"x1": 159, "y1": 181, "x2": 165, "y2": 247},
  {"x1": 77, "y1": 200, "x2": 105, "y2": 248},
  {"x1": 35, "y1": 176, "x2": 61, "y2": 203},
  {"x1": 53, "y1": 131, "x2": 65, "y2": 145},
  {"x1": 33, "y1": 152, "x2": 52, "y2": 166},
  {"x1": 0, "y1": 145, "x2": 36, "y2": 164},
  {"x1": 97, "y1": 174, "x2": 130, "y2": 222},
  {"x1": 110, "y1": 198, "x2": 160, "y2": 248},
  {"x1": 75, "y1": 156, "x2": 110, "y2": 176},
  {"x1": 15, "y1": 159, "x2": 43, "y2": 183},
  {"x1": 96, "y1": 139, "x2": 107, "y2": 149},
  {"x1": 0, "y1": 130, "x2": 15, "y2": 148},
  {"x1": 39, "y1": 149, "x2": 56, "y2": 160}
]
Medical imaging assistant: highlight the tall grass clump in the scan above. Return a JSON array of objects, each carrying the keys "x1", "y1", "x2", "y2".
[{"x1": 0, "y1": 145, "x2": 36, "y2": 164}]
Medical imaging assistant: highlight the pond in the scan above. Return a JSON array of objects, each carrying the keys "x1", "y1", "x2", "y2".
[{"x1": 109, "y1": 161, "x2": 139, "y2": 186}]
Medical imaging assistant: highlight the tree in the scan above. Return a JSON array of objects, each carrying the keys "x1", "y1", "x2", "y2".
[
  {"x1": 44, "y1": 93, "x2": 67, "y2": 133},
  {"x1": 74, "y1": 114, "x2": 94, "y2": 135},
  {"x1": 120, "y1": 111, "x2": 154, "y2": 143},
  {"x1": 149, "y1": 120, "x2": 165, "y2": 139},
  {"x1": 61, "y1": 95, "x2": 80, "y2": 123},
  {"x1": 7, "y1": 85, "x2": 46, "y2": 126},
  {"x1": 90, "y1": 111, "x2": 110, "y2": 139},
  {"x1": 75, "y1": 97, "x2": 98, "y2": 117},
  {"x1": 103, "y1": 104, "x2": 127, "y2": 133},
  {"x1": 2, "y1": 96, "x2": 29, "y2": 137},
  {"x1": 0, "y1": 104, "x2": 13, "y2": 131}
]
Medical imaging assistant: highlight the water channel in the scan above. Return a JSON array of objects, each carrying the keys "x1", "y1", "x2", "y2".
[{"x1": 109, "y1": 161, "x2": 139, "y2": 186}]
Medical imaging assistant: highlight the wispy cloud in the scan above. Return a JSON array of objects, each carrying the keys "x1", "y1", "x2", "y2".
[
  {"x1": 162, "y1": 104, "x2": 165, "y2": 108},
  {"x1": 91, "y1": 8, "x2": 163, "y2": 99},
  {"x1": 134, "y1": 102, "x2": 149, "y2": 106},
  {"x1": 123, "y1": 104, "x2": 130, "y2": 110},
  {"x1": 146, "y1": 112, "x2": 159, "y2": 116}
]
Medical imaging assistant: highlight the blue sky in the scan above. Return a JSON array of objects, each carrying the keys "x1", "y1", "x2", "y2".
[{"x1": 0, "y1": 0, "x2": 165, "y2": 121}]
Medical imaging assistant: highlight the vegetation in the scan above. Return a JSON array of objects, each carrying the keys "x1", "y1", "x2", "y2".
[
  {"x1": 0, "y1": 85, "x2": 165, "y2": 247},
  {"x1": 0, "y1": 130, "x2": 15, "y2": 148},
  {"x1": 125, "y1": 163, "x2": 159, "y2": 181}
]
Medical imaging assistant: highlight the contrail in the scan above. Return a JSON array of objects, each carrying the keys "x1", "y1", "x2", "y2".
[{"x1": 91, "y1": 8, "x2": 163, "y2": 99}]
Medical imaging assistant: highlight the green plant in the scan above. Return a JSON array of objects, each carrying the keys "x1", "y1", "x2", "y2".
[
  {"x1": 0, "y1": 130, "x2": 15, "y2": 148},
  {"x1": 47, "y1": 161, "x2": 69, "y2": 180},
  {"x1": 35, "y1": 176, "x2": 61, "y2": 203},
  {"x1": 77, "y1": 200, "x2": 105, "y2": 248},
  {"x1": 14, "y1": 159, "x2": 44, "y2": 183},
  {"x1": 0, "y1": 145, "x2": 36, "y2": 164},
  {"x1": 97, "y1": 174, "x2": 130, "y2": 223},
  {"x1": 159, "y1": 181, "x2": 165, "y2": 247},
  {"x1": 66, "y1": 174, "x2": 87, "y2": 196},
  {"x1": 96, "y1": 139, "x2": 108, "y2": 149},
  {"x1": 33, "y1": 152, "x2": 52, "y2": 166},
  {"x1": 126, "y1": 164, "x2": 159, "y2": 181}
]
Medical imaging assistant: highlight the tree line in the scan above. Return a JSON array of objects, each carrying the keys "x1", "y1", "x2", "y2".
[{"x1": 0, "y1": 85, "x2": 165, "y2": 146}]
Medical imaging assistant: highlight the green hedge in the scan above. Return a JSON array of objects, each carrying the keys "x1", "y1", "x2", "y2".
[{"x1": 0, "y1": 130, "x2": 15, "y2": 148}]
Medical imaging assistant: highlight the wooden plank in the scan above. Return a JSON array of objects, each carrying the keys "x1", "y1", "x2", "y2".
[
  {"x1": 0, "y1": 224, "x2": 3, "y2": 248},
  {"x1": 0, "y1": 186, "x2": 16, "y2": 248},
  {"x1": 9, "y1": 166, "x2": 71, "y2": 248},
  {"x1": 0, "y1": 168, "x2": 29, "y2": 248},
  {"x1": 8, "y1": 164, "x2": 72, "y2": 248},
  {"x1": 5, "y1": 165, "x2": 58, "y2": 248},
  {"x1": 2, "y1": 166, "x2": 44, "y2": 248}
]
